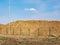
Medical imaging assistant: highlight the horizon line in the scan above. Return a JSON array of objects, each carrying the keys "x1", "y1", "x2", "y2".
[{"x1": 0, "y1": 19, "x2": 60, "y2": 24}]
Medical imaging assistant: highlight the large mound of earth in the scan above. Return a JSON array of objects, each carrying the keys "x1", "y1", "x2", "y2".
[{"x1": 0, "y1": 20, "x2": 60, "y2": 37}]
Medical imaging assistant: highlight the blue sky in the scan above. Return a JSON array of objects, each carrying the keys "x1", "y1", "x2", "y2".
[{"x1": 0, "y1": 0, "x2": 60, "y2": 24}]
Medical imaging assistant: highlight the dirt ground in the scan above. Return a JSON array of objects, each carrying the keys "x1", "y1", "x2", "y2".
[{"x1": 0, "y1": 36, "x2": 60, "y2": 45}]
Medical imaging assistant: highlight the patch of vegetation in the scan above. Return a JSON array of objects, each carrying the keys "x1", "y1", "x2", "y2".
[{"x1": 0, "y1": 36, "x2": 60, "y2": 45}]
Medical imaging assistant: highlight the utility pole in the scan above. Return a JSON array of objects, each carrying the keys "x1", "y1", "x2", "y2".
[
  {"x1": 49, "y1": 27, "x2": 51, "y2": 37},
  {"x1": 20, "y1": 26, "x2": 22, "y2": 35},
  {"x1": 0, "y1": 28, "x2": 1, "y2": 34},
  {"x1": 28, "y1": 28, "x2": 30, "y2": 36},
  {"x1": 37, "y1": 28, "x2": 40, "y2": 36},
  {"x1": 13, "y1": 28, "x2": 14, "y2": 35},
  {"x1": 8, "y1": 0, "x2": 11, "y2": 34}
]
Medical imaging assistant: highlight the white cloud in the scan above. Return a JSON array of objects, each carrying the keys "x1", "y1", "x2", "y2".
[{"x1": 24, "y1": 8, "x2": 37, "y2": 12}]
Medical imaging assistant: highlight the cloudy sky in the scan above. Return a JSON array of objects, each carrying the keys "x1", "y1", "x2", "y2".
[{"x1": 0, "y1": 0, "x2": 60, "y2": 24}]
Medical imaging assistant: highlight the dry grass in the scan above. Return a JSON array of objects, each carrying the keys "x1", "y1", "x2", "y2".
[{"x1": 0, "y1": 36, "x2": 60, "y2": 45}]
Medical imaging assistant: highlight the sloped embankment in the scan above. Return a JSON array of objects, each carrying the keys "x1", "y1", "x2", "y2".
[{"x1": 0, "y1": 20, "x2": 60, "y2": 37}]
